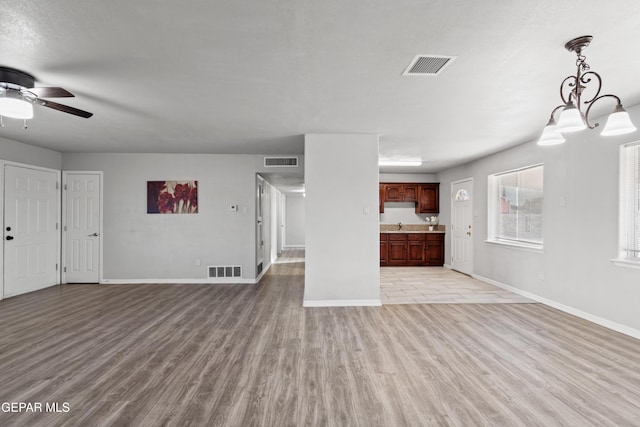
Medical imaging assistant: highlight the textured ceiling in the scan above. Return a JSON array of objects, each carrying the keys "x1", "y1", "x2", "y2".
[{"x1": 2, "y1": 0, "x2": 640, "y2": 173}]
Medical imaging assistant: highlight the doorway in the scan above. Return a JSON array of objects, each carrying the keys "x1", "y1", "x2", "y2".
[
  {"x1": 2, "y1": 163, "x2": 60, "y2": 299},
  {"x1": 256, "y1": 174, "x2": 265, "y2": 275},
  {"x1": 451, "y1": 178, "x2": 473, "y2": 275},
  {"x1": 62, "y1": 172, "x2": 103, "y2": 283}
]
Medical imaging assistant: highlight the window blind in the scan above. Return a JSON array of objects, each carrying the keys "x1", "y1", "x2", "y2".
[{"x1": 624, "y1": 144, "x2": 640, "y2": 259}]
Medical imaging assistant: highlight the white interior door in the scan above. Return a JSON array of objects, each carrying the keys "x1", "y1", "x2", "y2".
[
  {"x1": 256, "y1": 175, "x2": 265, "y2": 274},
  {"x1": 3, "y1": 164, "x2": 60, "y2": 298},
  {"x1": 451, "y1": 179, "x2": 473, "y2": 275},
  {"x1": 63, "y1": 172, "x2": 102, "y2": 283}
]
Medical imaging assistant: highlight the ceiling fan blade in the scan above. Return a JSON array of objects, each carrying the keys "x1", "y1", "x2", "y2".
[
  {"x1": 37, "y1": 99, "x2": 93, "y2": 118},
  {"x1": 27, "y1": 87, "x2": 75, "y2": 98}
]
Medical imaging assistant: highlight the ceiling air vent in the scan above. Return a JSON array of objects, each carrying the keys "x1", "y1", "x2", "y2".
[
  {"x1": 402, "y1": 55, "x2": 456, "y2": 76},
  {"x1": 264, "y1": 156, "x2": 299, "y2": 167}
]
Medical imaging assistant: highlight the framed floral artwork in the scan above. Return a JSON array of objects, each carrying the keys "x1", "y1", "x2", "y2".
[{"x1": 147, "y1": 180, "x2": 198, "y2": 214}]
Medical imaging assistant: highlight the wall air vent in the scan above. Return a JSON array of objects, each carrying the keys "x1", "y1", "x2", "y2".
[
  {"x1": 402, "y1": 55, "x2": 456, "y2": 76},
  {"x1": 264, "y1": 156, "x2": 299, "y2": 167},
  {"x1": 208, "y1": 265, "x2": 242, "y2": 278}
]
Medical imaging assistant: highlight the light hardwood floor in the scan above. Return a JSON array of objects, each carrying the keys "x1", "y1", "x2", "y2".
[{"x1": 1, "y1": 257, "x2": 639, "y2": 426}]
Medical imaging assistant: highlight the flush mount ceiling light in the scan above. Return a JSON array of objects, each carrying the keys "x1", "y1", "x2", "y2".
[
  {"x1": 537, "y1": 35, "x2": 637, "y2": 146},
  {"x1": 378, "y1": 160, "x2": 422, "y2": 166}
]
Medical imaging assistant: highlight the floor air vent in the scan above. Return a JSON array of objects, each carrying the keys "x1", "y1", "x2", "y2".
[
  {"x1": 402, "y1": 55, "x2": 456, "y2": 76},
  {"x1": 264, "y1": 156, "x2": 299, "y2": 167},
  {"x1": 208, "y1": 265, "x2": 242, "y2": 278}
]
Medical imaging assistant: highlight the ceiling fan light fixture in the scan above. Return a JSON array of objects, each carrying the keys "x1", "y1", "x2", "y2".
[
  {"x1": 600, "y1": 106, "x2": 637, "y2": 136},
  {"x1": 0, "y1": 97, "x2": 33, "y2": 119}
]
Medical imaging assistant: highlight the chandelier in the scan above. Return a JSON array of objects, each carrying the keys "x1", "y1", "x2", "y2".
[{"x1": 537, "y1": 36, "x2": 637, "y2": 146}]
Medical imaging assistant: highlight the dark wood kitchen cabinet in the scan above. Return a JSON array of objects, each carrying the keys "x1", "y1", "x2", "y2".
[
  {"x1": 388, "y1": 234, "x2": 408, "y2": 264},
  {"x1": 380, "y1": 233, "x2": 444, "y2": 266},
  {"x1": 425, "y1": 233, "x2": 444, "y2": 265},
  {"x1": 380, "y1": 233, "x2": 388, "y2": 263},
  {"x1": 407, "y1": 234, "x2": 426, "y2": 264},
  {"x1": 417, "y1": 184, "x2": 439, "y2": 213},
  {"x1": 382, "y1": 183, "x2": 418, "y2": 203},
  {"x1": 380, "y1": 182, "x2": 439, "y2": 213}
]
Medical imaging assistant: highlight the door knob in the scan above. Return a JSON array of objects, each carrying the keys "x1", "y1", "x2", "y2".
[
  {"x1": 466, "y1": 231, "x2": 471, "y2": 236},
  {"x1": 88, "y1": 232, "x2": 99, "y2": 237},
  {"x1": 6, "y1": 236, "x2": 14, "y2": 240}
]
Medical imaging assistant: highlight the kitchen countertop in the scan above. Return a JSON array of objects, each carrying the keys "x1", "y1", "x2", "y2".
[
  {"x1": 380, "y1": 224, "x2": 446, "y2": 233},
  {"x1": 380, "y1": 230, "x2": 445, "y2": 234}
]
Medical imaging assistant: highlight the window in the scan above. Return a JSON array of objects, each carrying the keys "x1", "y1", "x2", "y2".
[
  {"x1": 488, "y1": 164, "x2": 544, "y2": 248},
  {"x1": 620, "y1": 143, "x2": 640, "y2": 262},
  {"x1": 454, "y1": 189, "x2": 469, "y2": 201}
]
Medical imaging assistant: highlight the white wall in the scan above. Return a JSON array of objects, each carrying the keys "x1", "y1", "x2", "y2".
[
  {"x1": 304, "y1": 134, "x2": 380, "y2": 306},
  {"x1": 437, "y1": 104, "x2": 640, "y2": 334},
  {"x1": 380, "y1": 203, "x2": 432, "y2": 225},
  {"x1": 284, "y1": 195, "x2": 305, "y2": 247},
  {"x1": 0, "y1": 137, "x2": 62, "y2": 169},
  {"x1": 62, "y1": 153, "x2": 302, "y2": 282},
  {"x1": 379, "y1": 173, "x2": 438, "y2": 182}
]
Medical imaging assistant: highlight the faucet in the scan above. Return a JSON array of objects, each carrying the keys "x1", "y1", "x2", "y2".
[{"x1": 398, "y1": 222, "x2": 402, "y2": 230}]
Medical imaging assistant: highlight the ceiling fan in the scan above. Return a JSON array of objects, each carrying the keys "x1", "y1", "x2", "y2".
[{"x1": 0, "y1": 66, "x2": 93, "y2": 121}]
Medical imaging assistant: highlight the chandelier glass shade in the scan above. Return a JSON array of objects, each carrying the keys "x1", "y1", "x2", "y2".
[
  {"x1": 537, "y1": 36, "x2": 636, "y2": 146},
  {"x1": 537, "y1": 116, "x2": 566, "y2": 146}
]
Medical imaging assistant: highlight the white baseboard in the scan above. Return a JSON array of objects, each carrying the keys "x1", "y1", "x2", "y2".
[
  {"x1": 283, "y1": 245, "x2": 305, "y2": 249},
  {"x1": 303, "y1": 299, "x2": 382, "y2": 308},
  {"x1": 443, "y1": 263, "x2": 453, "y2": 270},
  {"x1": 102, "y1": 278, "x2": 256, "y2": 285},
  {"x1": 101, "y1": 262, "x2": 273, "y2": 286},
  {"x1": 472, "y1": 274, "x2": 640, "y2": 340}
]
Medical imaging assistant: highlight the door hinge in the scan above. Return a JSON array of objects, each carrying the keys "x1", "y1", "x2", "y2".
[
  {"x1": 56, "y1": 182, "x2": 59, "y2": 190},
  {"x1": 64, "y1": 225, "x2": 67, "y2": 231},
  {"x1": 64, "y1": 184, "x2": 67, "y2": 190},
  {"x1": 64, "y1": 266, "x2": 67, "y2": 272},
  {"x1": 56, "y1": 263, "x2": 58, "y2": 271},
  {"x1": 56, "y1": 222, "x2": 59, "y2": 230}
]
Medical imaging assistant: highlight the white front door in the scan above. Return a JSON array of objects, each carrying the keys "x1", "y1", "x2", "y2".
[
  {"x1": 63, "y1": 172, "x2": 102, "y2": 283},
  {"x1": 451, "y1": 178, "x2": 473, "y2": 275},
  {"x1": 3, "y1": 164, "x2": 60, "y2": 298}
]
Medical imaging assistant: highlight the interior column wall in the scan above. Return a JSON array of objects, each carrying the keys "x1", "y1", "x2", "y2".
[{"x1": 304, "y1": 134, "x2": 380, "y2": 306}]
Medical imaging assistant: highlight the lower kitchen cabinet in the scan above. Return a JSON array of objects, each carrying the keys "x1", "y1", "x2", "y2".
[{"x1": 380, "y1": 233, "x2": 444, "y2": 266}]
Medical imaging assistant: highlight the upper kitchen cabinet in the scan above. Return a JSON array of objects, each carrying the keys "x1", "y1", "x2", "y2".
[
  {"x1": 381, "y1": 183, "x2": 418, "y2": 202},
  {"x1": 417, "y1": 184, "x2": 439, "y2": 213},
  {"x1": 383, "y1": 183, "x2": 403, "y2": 202},
  {"x1": 380, "y1": 182, "x2": 440, "y2": 213}
]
